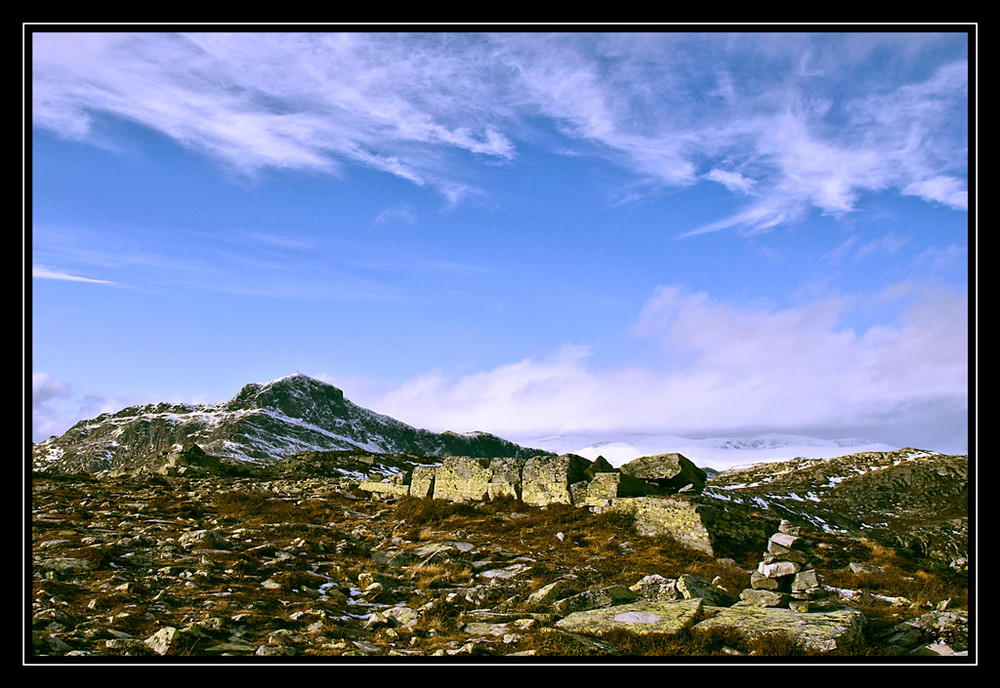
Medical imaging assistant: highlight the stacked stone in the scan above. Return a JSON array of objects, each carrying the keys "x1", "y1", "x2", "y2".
[{"x1": 740, "y1": 520, "x2": 824, "y2": 612}]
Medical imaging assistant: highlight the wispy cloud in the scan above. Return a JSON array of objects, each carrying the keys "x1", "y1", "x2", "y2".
[
  {"x1": 32, "y1": 32, "x2": 968, "y2": 233},
  {"x1": 373, "y1": 204, "x2": 418, "y2": 226},
  {"x1": 823, "y1": 233, "x2": 909, "y2": 265},
  {"x1": 32, "y1": 32, "x2": 517, "y2": 199},
  {"x1": 32, "y1": 264, "x2": 119, "y2": 285},
  {"x1": 903, "y1": 175, "x2": 969, "y2": 209}
]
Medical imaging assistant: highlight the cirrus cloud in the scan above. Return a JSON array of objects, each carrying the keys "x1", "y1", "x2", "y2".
[{"x1": 32, "y1": 31, "x2": 968, "y2": 234}]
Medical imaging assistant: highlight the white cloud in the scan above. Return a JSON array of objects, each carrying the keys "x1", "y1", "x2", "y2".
[
  {"x1": 32, "y1": 32, "x2": 516, "y2": 194},
  {"x1": 32, "y1": 32, "x2": 968, "y2": 230},
  {"x1": 32, "y1": 264, "x2": 117, "y2": 285},
  {"x1": 364, "y1": 284, "x2": 968, "y2": 450},
  {"x1": 32, "y1": 372, "x2": 71, "y2": 404},
  {"x1": 706, "y1": 168, "x2": 756, "y2": 194},
  {"x1": 31, "y1": 372, "x2": 75, "y2": 441},
  {"x1": 373, "y1": 204, "x2": 418, "y2": 226},
  {"x1": 903, "y1": 175, "x2": 969, "y2": 210}
]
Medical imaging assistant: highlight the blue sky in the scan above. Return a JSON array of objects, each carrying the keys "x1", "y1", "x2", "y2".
[{"x1": 29, "y1": 28, "x2": 972, "y2": 453}]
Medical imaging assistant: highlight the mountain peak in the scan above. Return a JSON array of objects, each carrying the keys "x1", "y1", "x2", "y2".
[
  {"x1": 32, "y1": 375, "x2": 551, "y2": 474},
  {"x1": 225, "y1": 374, "x2": 346, "y2": 415}
]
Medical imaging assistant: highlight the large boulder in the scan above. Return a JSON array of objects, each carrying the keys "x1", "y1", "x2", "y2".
[
  {"x1": 578, "y1": 472, "x2": 665, "y2": 506},
  {"x1": 619, "y1": 452, "x2": 708, "y2": 493},
  {"x1": 692, "y1": 604, "x2": 866, "y2": 653},
  {"x1": 487, "y1": 457, "x2": 525, "y2": 500},
  {"x1": 105, "y1": 442, "x2": 226, "y2": 478},
  {"x1": 521, "y1": 454, "x2": 592, "y2": 506},
  {"x1": 555, "y1": 598, "x2": 705, "y2": 637},
  {"x1": 431, "y1": 457, "x2": 494, "y2": 501},
  {"x1": 599, "y1": 496, "x2": 714, "y2": 555}
]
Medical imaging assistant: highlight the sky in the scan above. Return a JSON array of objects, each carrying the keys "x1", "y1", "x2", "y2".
[{"x1": 28, "y1": 27, "x2": 973, "y2": 455}]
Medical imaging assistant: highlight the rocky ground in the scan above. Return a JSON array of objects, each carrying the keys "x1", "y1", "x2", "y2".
[{"x1": 28, "y1": 470, "x2": 971, "y2": 662}]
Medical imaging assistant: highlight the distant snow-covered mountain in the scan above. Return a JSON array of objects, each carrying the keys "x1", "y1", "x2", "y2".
[{"x1": 516, "y1": 432, "x2": 900, "y2": 472}]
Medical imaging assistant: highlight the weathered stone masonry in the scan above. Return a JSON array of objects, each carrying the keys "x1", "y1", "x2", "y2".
[{"x1": 359, "y1": 453, "x2": 777, "y2": 559}]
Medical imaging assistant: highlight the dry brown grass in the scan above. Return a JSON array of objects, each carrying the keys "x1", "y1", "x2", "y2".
[
  {"x1": 818, "y1": 535, "x2": 968, "y2": 609},
  {"x1": 213, "y1": 490, "x2": 301, "y2": 522},
  {"x1": 514, "y1": 624, "x2": 822, "y2": 658},
  {"x1": 406, "y1": 561, "x2": 476, "y2": 590}
]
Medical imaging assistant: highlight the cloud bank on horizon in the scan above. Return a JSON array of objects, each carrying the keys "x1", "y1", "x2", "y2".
[{"x1": 29, "y1": 29, "x2": 972, "y2": 454}]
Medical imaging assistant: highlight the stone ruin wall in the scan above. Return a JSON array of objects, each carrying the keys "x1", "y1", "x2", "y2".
[{"x1": 359, "y1": 454, "x2": 775, "y2": 559}]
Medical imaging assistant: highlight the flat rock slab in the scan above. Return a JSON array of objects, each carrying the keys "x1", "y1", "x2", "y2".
[
  {"x1": 692, "y1": 604, "x2": 865, "y2": 652},
  {"x1": 554, "y1": 598, "x2": 704, "y2": 636}
]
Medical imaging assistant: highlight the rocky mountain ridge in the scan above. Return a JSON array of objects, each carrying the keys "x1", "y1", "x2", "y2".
[
  {"x1": 31, "y1": 374, "x2": 550, "y2": 474},
  {"x1": 704, "y1": 448, "x2": 969, "y2": 571}
]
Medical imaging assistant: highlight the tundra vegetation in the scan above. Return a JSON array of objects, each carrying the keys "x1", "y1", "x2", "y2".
[{"x1": 30, "y1": 450, "x2": 969, "y2": 660}]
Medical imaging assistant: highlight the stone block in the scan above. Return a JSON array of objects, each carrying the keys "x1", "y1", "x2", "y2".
[
  {"x1": 738, "y1": 588, "x2": 790, "y2": 608},
  {"x1": 750, "y1": 570, "x2": 783, "y2": 591},
  {"x1": 758, "y1": 560, "x2": 801, "y2": 579},
  {"x1": 409, "y1": 465, "x2": 436, "y2": 498},
  {"x1": 521, "y1": 454, "x2": 591, "y2": 506},
  {"x1": 601, "y1": 497, "x2": 713, "y2": 555},
  {"x1": 618, "y1": 452, "x2": 707, "y2": 492},
  {"x1": 433, "y1": 457, "x2": 493, "y2": 502},
  {"x1": 791, "y1": 569, "x2": 820, "y2": 591},
  {"x1": 358, "y1": 480, "x2": 410, "y2": 497},
  {"x1": 767, "y1": 532, "x2": 803, "y2": 555}
]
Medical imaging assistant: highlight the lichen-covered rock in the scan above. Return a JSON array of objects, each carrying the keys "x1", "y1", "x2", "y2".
[
  {"x1": 177, "y1": 529, "x2": 231, "y2": 551},
  {"x1": 521, "y1": 454, "x2": 592, "y2": 506},
  {"x1": 527, "y1": 580, "x2": 567, "y2": 607},
  {"x1": 629, "y1": 575, "x2": 680, "y2": 602},
  {"x1": 675, "y1": 574, "x2": 737, "y2": 607},
  {"x1": 432, "y1": 457, "x2": 494, "y2": 501},
  {"x1": 552, "y1": 585, "x2": 638, "y2": 615},
  {"x1": 874, "y1": 609, "x2": 969, "y2": 655},
  {"x1": 555, "y1": 598, "x2": 704, "y2": 637},
  {"x1": 693, "y1": 604, "x2": 865, "y2": 653},
  {"x1": 409, "y1": 465, "x2": 436, "y2": 498},
  {"x1": 579, "y1": 471, "x2": 665, "y2": 505},
  {"x1": 105, "y1": 442, "x2": 227, "y2": 478},
  {"x1": 144, "y1": 626, "x2": 181, "y2": 655},
  {"x1": 599, "y1": 496, "x2": 714, "y2": 555},
  {"x1": 739, "y1": 588, "x2": 790, "y2": 608},
  {"x1": 584, "y1": 456, "x2": 617, "y2": 479},
  {"x1": 487, "y1": 457, "x2": 524, "y2": 500},
  {"x1": 358, "y1": 479, "x2": 410, "y2": 497}
]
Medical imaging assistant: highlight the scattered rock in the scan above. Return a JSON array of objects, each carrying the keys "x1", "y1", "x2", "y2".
[{"x1": 29, "y1": 461, "x2": 970, "y2": 660}]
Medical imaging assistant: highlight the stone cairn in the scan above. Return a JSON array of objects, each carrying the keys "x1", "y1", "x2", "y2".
[{"x1": 740, "y1": 520, "x2": 825, "y2": 612}]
